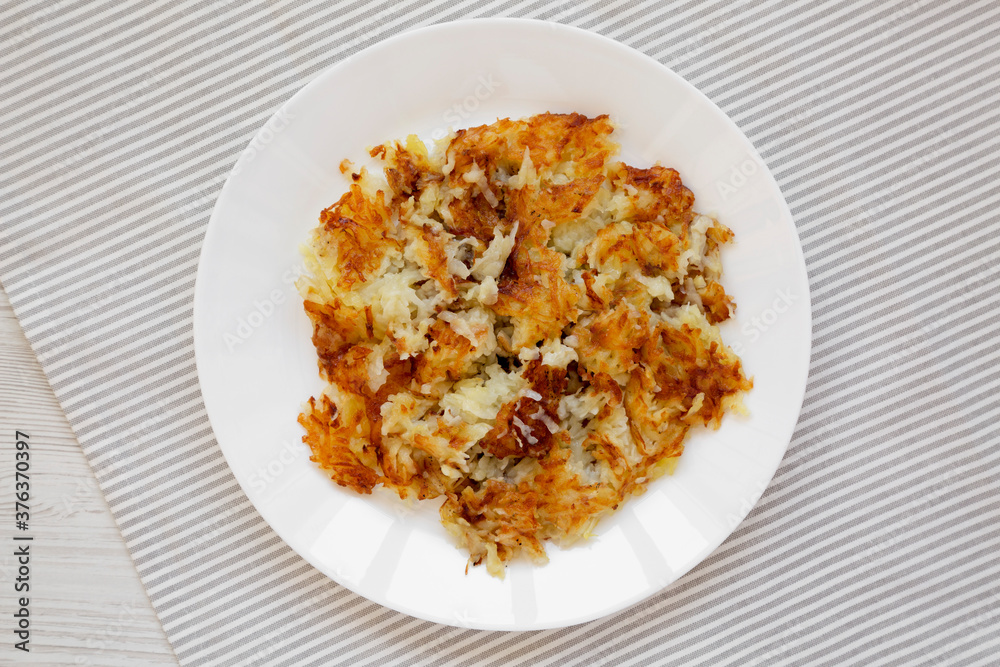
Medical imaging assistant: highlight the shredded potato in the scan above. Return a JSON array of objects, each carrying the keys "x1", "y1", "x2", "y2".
[{"x1": 297, "y1": 113, "x2": 751, "y2": 577}]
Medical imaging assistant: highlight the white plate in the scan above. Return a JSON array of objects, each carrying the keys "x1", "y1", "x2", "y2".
[{"x1": 193, "y1": 18, "x2": 811, "y2": 631}]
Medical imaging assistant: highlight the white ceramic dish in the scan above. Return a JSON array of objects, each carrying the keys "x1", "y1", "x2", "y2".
[{"x1": 193, "y1": 18, "x2": 811, "y2": 630}]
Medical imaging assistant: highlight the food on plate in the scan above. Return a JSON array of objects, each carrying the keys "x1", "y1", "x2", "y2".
[{"x1": 296, "y1": 112, "x2": 751, "y2": 576}]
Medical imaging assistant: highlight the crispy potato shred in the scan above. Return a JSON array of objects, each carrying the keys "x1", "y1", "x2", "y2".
[{"x1": 297, "y1": 113, "x2": 751, "y2": 577}]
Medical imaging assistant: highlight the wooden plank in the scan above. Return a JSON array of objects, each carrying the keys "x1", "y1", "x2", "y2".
[{"x1": 0, "y1": 281, "x2": 177, "y2": 666}]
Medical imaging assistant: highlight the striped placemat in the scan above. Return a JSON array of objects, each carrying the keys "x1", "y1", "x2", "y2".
[{"x1": 2, "y1": 1, "x2": 998, "y2": 665}]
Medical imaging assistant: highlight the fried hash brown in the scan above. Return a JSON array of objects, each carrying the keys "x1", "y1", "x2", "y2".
[{"x1": 297, "y1": 113, "x2": 751, "y2": 576}]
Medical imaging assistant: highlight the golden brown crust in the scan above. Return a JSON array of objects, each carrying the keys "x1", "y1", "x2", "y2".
[
  {"x1": 612, "y1": 163, "x2": 695, "y2": 234},
  {"x1": 299, "y1": 396, "x2": 379, "y2": 494},
  {"x1": 447, "y1": 193, "x2": 507, "y2": 244},
  {"x1": 477, "y1": 360, "x2": 566, "y2": 460},
  {"x1": 441, "y1": 479, "x2": 546, "y2": 570},
  {"x1": 319, "y1": 183, "x2": 398, "y2": 290},
  {"x1": 413, "y1": 319, "x2": 476, "y2": 384}
]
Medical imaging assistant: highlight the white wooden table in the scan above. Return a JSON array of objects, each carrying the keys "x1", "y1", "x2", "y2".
[{"x1": 0, "y1": 282, "x2": 177, "y2": 666}]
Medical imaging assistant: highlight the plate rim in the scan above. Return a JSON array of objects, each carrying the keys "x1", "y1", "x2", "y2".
[{"x1": 193, "y1": 16, "x2": 813, "y2": 630}]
